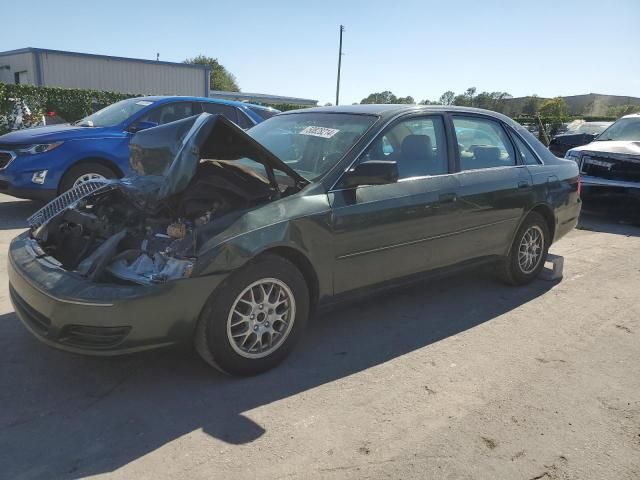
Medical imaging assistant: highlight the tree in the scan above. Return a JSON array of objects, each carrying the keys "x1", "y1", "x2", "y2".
[
  {"x1": 538, "y1": 97, "x2": 567, "y2": 118},
  {"x1": 396, "y1": 96, "x2": 415, "y2": 104},
  {"x1": 438, "y1": 91, "x2": 455, "y2": 105},
  {"x1": 453, "y1": 94, "x2": 469, "y2": 106},
  {"x1": 608, "y1": 104, "x2": 640, "y2": 117},
  {"x1": 184, "y1": 55, "x2": 240, "y2": 92},
  {"x1": 420, "y1": 99, "x2": 437, "y2": 105},
  {"x1": 522, "y1": 95, "x2": 540, "y2": 116},
  {"x1": 539, "y1": 97, "x2": 567, "y2": 136},
  {"x1": 473, "y1": 91, "x2": 512, "y2": 113},
  {"x1": 360, "y1": 91, "x2": 397, "y2": 104},
  {"x1": 464, "y1": 87, "x2": 477, "y2": 107}
]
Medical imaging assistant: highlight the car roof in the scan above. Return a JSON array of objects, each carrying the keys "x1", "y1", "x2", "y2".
[
  {"x1": 134, "y1": 95, "x2": 276, "y2": 111},
  {"x1": 280, "y1": 104, "x2": 515, "y2": 123}
]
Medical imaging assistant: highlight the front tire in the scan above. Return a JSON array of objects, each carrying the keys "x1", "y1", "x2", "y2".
[
  {"x1": 59, "y1": 162, "x2": 118, "y2": 193},
  {"x1": 194, "y1": 254, "x2": 309, "y2": 376},
  {"x1": 499, "y1": 212, "x2": 550, "y2": 285}
]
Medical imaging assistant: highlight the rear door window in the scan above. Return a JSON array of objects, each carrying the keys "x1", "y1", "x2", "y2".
[
  {"x1": 453, "y1": 116, "x2": 516, "y2": 171},
  {"x1": 140, "y1": 102, "x2": 194, "y2": 125},
  {"x1": 201, "y1": 102, "x2": 240, "y2": 124},
  {"x1": 510, "y1": 132, "x2": 541, "y2": 165},
  {"x1": 236, "y1": 109, "x2": 255, "y2": 129}
]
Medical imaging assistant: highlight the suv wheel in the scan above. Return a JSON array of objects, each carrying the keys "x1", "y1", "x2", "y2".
[{"x1": 60, "y1": 162, "x2": 118, "y2": 193}]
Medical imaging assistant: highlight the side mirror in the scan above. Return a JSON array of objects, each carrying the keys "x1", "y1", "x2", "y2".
[
  {"x1": 128, "y1": 120, "x2": 158, "y2": 133},
  {"x1": 342, "y1": 160, "x2": 399, "y2": 188}
]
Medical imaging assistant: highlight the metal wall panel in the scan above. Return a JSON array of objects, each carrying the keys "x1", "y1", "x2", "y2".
[
  {"x1": 0, "y1": 52, "x2": 36, "y2": 85},
  {"x1": 39, "y1": 52, "x2": 206, "y2": 96}
]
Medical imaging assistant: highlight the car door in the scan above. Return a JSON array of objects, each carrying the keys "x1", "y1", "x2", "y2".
[
  {"x1": 329, "y1": 114, "x2": 461, "y2": 294},
  {"x1": 449, "y1": 115, "x2": 534, "y2": 261}
]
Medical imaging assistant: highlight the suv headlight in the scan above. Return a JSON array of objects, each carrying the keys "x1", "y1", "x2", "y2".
[
  {"x1": 18, "y1": 141, "x2": 64, "y2": 155},
  {"x1": 565, "y1": 150, "x2": 581, "y2": 161}
]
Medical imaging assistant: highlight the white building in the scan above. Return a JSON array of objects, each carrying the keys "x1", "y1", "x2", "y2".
[{"x1": 0, "y1": 48, "x2": 210, "y2": 97}]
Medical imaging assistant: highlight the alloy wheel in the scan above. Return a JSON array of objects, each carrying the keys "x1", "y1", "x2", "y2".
[
  {"x1": 227, "y1": 278, "x2": 296, "y2": 359},
  {"x1": 73, "y1": 173, "x2": 106, "y2": 187},
  {"x1": 518, "y1": 225, "x2": 544, "y2": 274}
]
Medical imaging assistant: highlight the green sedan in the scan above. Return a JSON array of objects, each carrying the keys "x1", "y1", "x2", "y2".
[{"x1": 8, "y1": 105, "x2": 581, "y2": 375}]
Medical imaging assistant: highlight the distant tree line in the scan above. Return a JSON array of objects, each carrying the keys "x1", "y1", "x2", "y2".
[{"x1": 358, "y1": 87, "x2": 640, "y2": 119}]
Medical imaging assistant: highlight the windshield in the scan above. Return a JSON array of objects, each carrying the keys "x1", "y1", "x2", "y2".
[
  {"x1": 565, "y1": 122, "x2": 611, "y2": 135},
  {"x1": 246, "y1": 112, "x2": 377, "y2": 180},
  {"x1": 75, "y1": 98, "x2": 154, "y2": 127},
  {"x1": 596, "y1": 117, "x2": 640, "y2": 141}
]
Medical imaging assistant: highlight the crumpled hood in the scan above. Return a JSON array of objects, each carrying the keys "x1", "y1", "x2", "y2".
[
  {"x1": 571, "y1": 140, "x2": 640, "y2": 158},
  {"x1": 0, "y1": 123, "x2": 119, "y2": 144},
  {"x1": 128, "y1": 113, "x2": 308, "y2": 201}
]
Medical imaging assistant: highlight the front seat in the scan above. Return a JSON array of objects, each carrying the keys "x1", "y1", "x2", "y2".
[{"x1": 399, "y1": 134, "x2": 433, "y2": 178}]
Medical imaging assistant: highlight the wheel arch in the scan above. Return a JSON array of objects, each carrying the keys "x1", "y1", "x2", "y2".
[
  {"x1": 258, "y1": 246, "x2": 320, "y2": 314},
  {"x1": 59, "y1": 157, "x2": 124, "y2": 189},
  {"x1": 529, "y1": 203, "x2": 556, "y2": 243},
  {"x1": 507, "y1": 203, "x2": 557, "y2": 256}
]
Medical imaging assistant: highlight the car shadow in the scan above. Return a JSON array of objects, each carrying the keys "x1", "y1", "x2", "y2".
[
  {"x1": 578, "y1": 197, "x2": 640, "y2": 237},
  {"x1": 0, "y1": 268, "x2": 557, "y2": 479},
  {"x1": 0, "y1": 198, "x2": 40, "y2": 231}
]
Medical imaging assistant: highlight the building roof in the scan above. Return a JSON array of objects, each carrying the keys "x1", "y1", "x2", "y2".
[
  {"x1": 0, "y1": 47, "x2": 209, "y2": 71},
  {"x1": 209, "y1": 90, "x2": 317, "y2": 106}
]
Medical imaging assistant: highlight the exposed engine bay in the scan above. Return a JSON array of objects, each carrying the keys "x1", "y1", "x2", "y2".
[
  {"x1": 26, "y1": 113, "x2": 308, "y2": 286},
  {"x1": 30, "y1": 161, "x2": 283, "y2": 285}
]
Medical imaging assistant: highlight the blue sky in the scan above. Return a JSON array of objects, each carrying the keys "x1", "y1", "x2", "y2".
[{"x1": 2, "y1": 0, "x2": 639, "y2": 104}]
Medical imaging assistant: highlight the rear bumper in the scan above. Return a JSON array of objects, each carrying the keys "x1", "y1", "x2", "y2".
[{"x1": 8, "y1": 234, "x2": 223, "y2": 356}]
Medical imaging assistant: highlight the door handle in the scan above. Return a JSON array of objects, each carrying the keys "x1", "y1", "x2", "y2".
[
  {"x1": 518, "y1": 181, "x2": 531, "y2": 189},
  {"x1": 438, "y1": 192, "x2": 457, "y2": 204}
]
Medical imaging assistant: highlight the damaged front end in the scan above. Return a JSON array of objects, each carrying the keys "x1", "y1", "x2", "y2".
[{"x1": 26, "y1": 113, "x2": 308, "y2": 286}]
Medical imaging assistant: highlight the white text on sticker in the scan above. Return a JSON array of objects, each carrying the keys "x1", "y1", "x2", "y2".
[{"x1": 300, "y1": 126, "x2": 340, "y2": 139}]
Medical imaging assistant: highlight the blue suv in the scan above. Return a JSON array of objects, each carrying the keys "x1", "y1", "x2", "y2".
[{"x1": 0, "y1": 96, "x2": 279, "y2": 201}]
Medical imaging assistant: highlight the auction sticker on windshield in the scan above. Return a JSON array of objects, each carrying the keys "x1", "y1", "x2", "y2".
[{"x1": 300, "y1": 126, "x2": 340, "y2": 139}]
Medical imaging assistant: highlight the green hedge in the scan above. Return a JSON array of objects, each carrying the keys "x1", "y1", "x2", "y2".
[{"x1": 0, "y1": 83, "x2": 142, "y2": 133}]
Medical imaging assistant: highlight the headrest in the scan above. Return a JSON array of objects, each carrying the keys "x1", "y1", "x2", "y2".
[
  {"x1": 472, "y1": 146, "x2": 501, "y2": 166},
  {"x1": 401, "y1": 135, "x2": 432, "y2": 159}
]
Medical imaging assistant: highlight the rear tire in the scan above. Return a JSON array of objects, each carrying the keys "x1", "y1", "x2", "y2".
[
  {"x1": 499, "y1": 212, "x2": 550, "y2": 286},
  {"x1": 59, "y1": 162, "x2": 118, "y2": 194},
  {"x1": 194, "y1": 254, "x2": 309, "y2": 376}
]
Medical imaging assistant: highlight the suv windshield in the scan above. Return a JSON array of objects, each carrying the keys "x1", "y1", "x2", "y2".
[
  {"x1": 247, "y1": 112, "x2": 377, "y2": 180},
  {"x1": 75, "y1": 98, "x2": 154, "y2": 127},
  {"x1": 565, "y1": 122, "x2": 611, "y2": 135},
  {"x1": 596, "y1": 117, "x2": 640, "y2": 141}
]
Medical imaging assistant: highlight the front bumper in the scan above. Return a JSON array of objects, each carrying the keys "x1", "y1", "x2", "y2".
[
  {"x1": 0, "y1": 180, "x2": 56, "y2": 201},
  {"x1": 581, "y1": 175, "x2": 640, "y2": 202},
  {"x1": 581, "y1": 175, "x2": 640, "y2": 190},
  {"x1": 8, "y1": 234, "x2": 224, "y2": 355},
  {"x1": 0, "y1": 147, "x2": 68, "y2": 200}
]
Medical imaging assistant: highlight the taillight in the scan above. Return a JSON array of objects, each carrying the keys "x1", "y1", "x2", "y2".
[{"x1": 577, "y1": 176, "x2": 582, "y2": 197}]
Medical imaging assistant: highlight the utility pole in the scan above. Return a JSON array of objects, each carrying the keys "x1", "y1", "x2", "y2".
[{"x1": 335, "y1": 25, "x2": 345, "y2": 106}]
